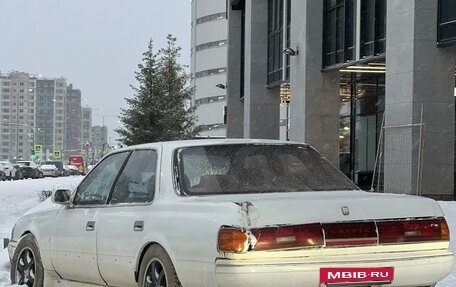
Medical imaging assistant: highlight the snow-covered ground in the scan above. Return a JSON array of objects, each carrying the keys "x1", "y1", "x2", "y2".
[{"x1": 0, "y1": 177, "x2": 455, "y2": 286}]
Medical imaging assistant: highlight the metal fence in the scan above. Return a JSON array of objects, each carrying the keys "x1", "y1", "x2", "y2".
[{"x1": 371, "y1": 106, "x2": 425, "y2": 196}]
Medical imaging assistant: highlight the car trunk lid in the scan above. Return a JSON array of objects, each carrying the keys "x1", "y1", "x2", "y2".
[{"x1": 220, "y1": 190, "x2": 441, "y2": 227}]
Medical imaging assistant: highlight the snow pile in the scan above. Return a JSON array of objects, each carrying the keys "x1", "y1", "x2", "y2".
[{"x1": 0, "y1": 178, "x2": 455, "y2": 286}]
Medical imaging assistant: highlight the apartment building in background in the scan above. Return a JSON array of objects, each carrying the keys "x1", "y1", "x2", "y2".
[
  {"x1": 65, "y1": 84, "x2": 83, "y2": 157},
  {"x1": 81, "y1": 107, "x2": 93, "y2": 156},
  {"x1": 35, "y1": 78, "x2": 66, "y2": 160},
  {"x1": 0, "y1": 72, "x2": 37, "y2": 161},
  {"x1": 0, "y1": 70, "x2": 105, "y2": 163},
  {"x1": 90, "y1": 125, "x2": 108, "y2": 162}
]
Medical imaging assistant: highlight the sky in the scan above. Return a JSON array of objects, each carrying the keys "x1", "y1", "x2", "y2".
[{"x1": 0, "y1": 0, "x2": 191, "y2": 144}]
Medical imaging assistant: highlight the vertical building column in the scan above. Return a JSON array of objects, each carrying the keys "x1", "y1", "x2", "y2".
[
  {"x1": 243, "y1": 0, "x2": 279, "y2": 139},
  {"x1": 385, "y1": 0, "x2": 455, "y2": 198},
  {"x1": 289, "y1": 0, "x2": 340, "y2": 165},
  {"x1": 226, "y1": 1, "x2": 244, "y2": 138}
]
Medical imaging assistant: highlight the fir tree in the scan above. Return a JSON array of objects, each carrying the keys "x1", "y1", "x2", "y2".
[{"x1": 116, "y1": 35, "x2": 200, "y2": 145}]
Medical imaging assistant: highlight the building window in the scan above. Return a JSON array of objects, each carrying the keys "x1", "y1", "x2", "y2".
[
  {"x1": 197, "y1": 123, "x2": 226, "y2": 131},
  {"x1": 195, "y1": 67, "x2": 226, "y2": 78},
  {"x1": 195, "y1": 40, "x2": 227, "y2": 52},
  {"x1": 360, "y1": 0, "x2": 386, "y2": 58},
  {"x1": 323, "y1": 0, "x2": 356, "y2": 67},
  {"x1": 267, "y1": 0, "x2": 284, "y2": 85},
  {"x1": 438, "y1": 0, "x2": 456, "y2": 46},
  {"x1": 196, "y1": 12, "x2": 227, "y2": 25},
  {"x1": 195, "y1": 95, "x2": 226, "y2": 106}
]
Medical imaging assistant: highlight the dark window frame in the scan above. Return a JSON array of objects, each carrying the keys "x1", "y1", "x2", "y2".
[
  {"x1": 267, "y1": 0, "x2": 285, "y2": 85},
  {"x1": 437, "y1": 0, "x2": 456, "y2": 46},
  {"x1": 323, "y1": 0, "x2": 356, "y2": 68},
  {"x1": 360, "y1": 0, "x2": 386, "y2": 58}
]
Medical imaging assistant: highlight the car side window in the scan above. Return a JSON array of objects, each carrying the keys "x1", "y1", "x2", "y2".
[
  {"x1": 73, "y1": 152, "x2": 130, "y2": 206},
  {"x1": 110, "y1": 149, "x2": 157, "y2": 204}
]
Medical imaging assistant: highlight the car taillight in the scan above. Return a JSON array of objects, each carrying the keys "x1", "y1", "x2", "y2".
[
  {"x1": 250, "y1": 223, "x2": 324, "y2": 251},
  {"x1": 218, "y1": 218, "x2": 449, "y2": 253},
  {"x1": 323, "y1": 222, "x2": 378, "y2": 247},
  {"x1": 377, "y1": 218, "x2": 450, "y2": 244},
  {"x1": 218, "y1": 227, "x2": 248, "y2": 253}
]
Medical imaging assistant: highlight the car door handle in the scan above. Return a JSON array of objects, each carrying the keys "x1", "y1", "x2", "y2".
[
  {"x1": 134, "y1": 221, "x2": 144, "y2": 232},
  {"x1": 86, "y1": 221, "x2": 95, "y2": 231}
]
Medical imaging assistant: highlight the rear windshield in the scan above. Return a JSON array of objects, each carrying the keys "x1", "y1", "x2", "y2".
[{"x1": 175, "y1": 144, "x2": 359, "y2": 195}]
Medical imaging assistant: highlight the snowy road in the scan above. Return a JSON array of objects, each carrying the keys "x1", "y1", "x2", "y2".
[{"x1": 0, "y1": 177, "x2": 455, "y2": 286}]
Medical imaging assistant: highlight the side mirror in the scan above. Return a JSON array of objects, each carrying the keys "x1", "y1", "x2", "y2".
[{"x1": 52, "y1": 189, "x2": 71, "y2": 206}]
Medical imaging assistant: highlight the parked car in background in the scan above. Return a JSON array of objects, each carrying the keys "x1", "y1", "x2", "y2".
[
  {"x1": 45, "y1": 160, "x2": 65, "y2": 176},
  {"x1": 16, "y1": 161, "x2": 43, "y2": 179},
  {"x1": 0, "y1": 161, "x2": 16, "y2": 180},
  {"x1": 4, "y1": 139, "x2": 454, "y2": 287},
  {"x1": 40, "y1": 164, "x2": 59, "y2": 177},
  {"x1": 64, "y1": 165, "x2": 81, "y2": 176},
  {"x1": 0, "y1": 170, "x2": 6, "y2": 181}
]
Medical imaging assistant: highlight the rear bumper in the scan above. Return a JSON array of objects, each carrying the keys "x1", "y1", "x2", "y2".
[{"x1": 215, "y1": 249, "x2": 454, "y2": 287}]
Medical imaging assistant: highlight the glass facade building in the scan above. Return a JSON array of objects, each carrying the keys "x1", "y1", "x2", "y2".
[{"x1": 227, "y1": 0, "x2": 456, "y2": 199}]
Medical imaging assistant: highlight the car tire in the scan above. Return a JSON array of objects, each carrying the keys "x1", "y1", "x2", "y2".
[
  {"x1": 10, "y1": 233, "x2": 44, "y2": 287},
  {"x1": 138, "y1": 245, "x2": 182, "y2": 287}
]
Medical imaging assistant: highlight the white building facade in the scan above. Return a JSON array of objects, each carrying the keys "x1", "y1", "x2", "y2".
[{"x1": 191, "y1": 0, "x2": 228, "y2": 137}]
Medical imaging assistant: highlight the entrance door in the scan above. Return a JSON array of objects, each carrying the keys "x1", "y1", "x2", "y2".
[{"x1": 339, "y1": 72, "x2": 385, "y2": 189}]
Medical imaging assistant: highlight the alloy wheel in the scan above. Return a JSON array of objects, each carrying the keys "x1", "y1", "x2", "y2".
[
  {"x1": 144, "y1": 259, "x2": 167, "y2": 287},
  {"x1": 15, "y1": 248, "x2": 36, "y2": 287}
]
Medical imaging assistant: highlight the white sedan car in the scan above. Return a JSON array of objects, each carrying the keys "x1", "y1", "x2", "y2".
[
  {"x1": 4, "y1": 139, "x2": 454, "y2": 287},
  {"x1": 40, "y1": 164, "x2": 59, "y2": 177},
  {"x1": 0, "y1": 161, "x2": 16, "y2": 180}
]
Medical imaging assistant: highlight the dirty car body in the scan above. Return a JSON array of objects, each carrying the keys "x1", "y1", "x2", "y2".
[{"x1": 5, "y1": 139, "x2": 454, "y2": 287}]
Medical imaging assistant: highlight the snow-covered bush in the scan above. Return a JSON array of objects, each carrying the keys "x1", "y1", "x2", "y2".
[{"x1": 38, "y1": 190, "x2": 52, "y2": 202}]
